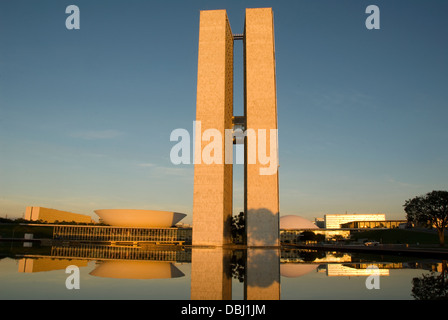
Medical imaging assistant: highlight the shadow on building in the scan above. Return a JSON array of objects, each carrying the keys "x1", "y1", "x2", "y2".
[{"x1": 246, "y1": 208, "x2": 279, "y2": 247}]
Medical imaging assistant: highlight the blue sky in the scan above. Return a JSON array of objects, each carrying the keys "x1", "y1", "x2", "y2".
[{"x1": 1, "y1": 0, "x2": 447, "y2": 224}]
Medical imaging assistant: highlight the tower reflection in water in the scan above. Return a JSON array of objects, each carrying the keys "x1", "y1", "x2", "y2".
[
  {"x1": 190, "y1": 248, "x2": 281, "y2": 300},
  {"x1": 190, "y1": 248, "x2": 232, "y2": 300},
  {"x1": 244, "y1": 249, "x2": 280, "y2": 300}
]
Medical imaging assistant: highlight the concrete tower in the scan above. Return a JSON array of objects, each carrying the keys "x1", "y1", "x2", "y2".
[
  {"x1": 244, "y1": 8, "x2": 279, "y2": 247},
  {"x1": 193, "y1": 8, "x2": 279, "y2": 247},
  {"x1": 192, "y1": 10, "x2": 234, "y2": 246}
]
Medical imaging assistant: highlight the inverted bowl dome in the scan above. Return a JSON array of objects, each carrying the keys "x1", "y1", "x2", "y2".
[{"x1": 94, "y1": 209, "x2": 186, "y2": 228}]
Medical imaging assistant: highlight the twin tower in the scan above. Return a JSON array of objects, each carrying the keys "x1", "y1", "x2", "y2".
[{"x1": 192, "y1": 8, "x2": 279, "y2": 247}]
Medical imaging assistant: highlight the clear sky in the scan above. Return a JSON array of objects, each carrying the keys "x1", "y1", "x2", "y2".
[{"x1": 1, "y1": 0, "x2": 447, "y2": 224}]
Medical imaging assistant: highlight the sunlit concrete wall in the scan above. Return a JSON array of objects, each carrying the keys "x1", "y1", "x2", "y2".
[
  {"x1": 244, "y1": 8, "x2": 279, "y2": 247},
  {"x1": 193, "y1": 10, "x2": 234, "y2": 246},
  {"x1": 25, "y1": 206, "x2": 93, "y2": 224}
]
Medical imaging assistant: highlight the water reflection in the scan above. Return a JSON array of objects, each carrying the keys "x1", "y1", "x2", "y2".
[
  {"x1": 280, "y1": 264, "x2": 317, "y2": 278},
  {"x1": 90, "y1": 260, "x2": 184, "y2": 279},
  {"x1": 411, "y1": 261, "x2": 448, "y2": 300},
  {"x1": 191, "y1": 248, "x2": 232, "y2": 300},
  {"x1": 3, "y1": 244, "x2": 447, "y2": 300},
  {"x1": 18, "y1": 255, "x2": 184, "y2": 279},
  {"x1": 245, "y1": 248, "x2": 280, "y2": 300},
  {"x1": 18, "y1": 258, "x2": 88, "y2": 273}
]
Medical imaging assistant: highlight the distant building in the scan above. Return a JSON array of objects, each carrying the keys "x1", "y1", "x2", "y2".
[
  {"x1": 340, "y1": 220, "x2": 407, "y2": 229},
  {"x1": 324, "y1": 213, "x2": 386, "y2": 229},
  {"x1": 25, "y1": 206, "x2": 93, "y2": 224},
  {"x1": 279, "y1": 213, "x2": 407, "y2": 244}
]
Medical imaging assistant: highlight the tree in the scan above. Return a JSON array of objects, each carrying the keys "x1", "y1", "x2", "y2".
[
  {"x1": 412, "y1": 261, "x2": 448, "y2": 300},
  {"x1": 230, "y1": 250, "x2": 245, "y2": 283},
  {"x1": 300, "y1": 231, "x2": 317, "y2": 242},
  {"x1": 404, "y1": 191, "x2": 448, "y2": 247},
  {"x1": 231, "y1": 212, "x2": 245, "y2": 244}
]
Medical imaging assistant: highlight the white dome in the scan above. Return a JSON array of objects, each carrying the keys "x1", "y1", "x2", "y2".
[{"x1": 280, "y1": 215, "x2": 318, "y2": 230}]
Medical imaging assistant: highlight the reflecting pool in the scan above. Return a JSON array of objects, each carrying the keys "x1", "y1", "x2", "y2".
[{"x1": 0, "y1": 243, "x2": 446, "y2": 300}]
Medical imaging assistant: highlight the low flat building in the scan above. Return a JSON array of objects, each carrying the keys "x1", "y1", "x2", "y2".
[
  {"x1": 324, "y1": 213, "x2": 386, "y2": 229},
  {"x1": 52, "y1": 224, "x2": 192, "y2": 245},
  {"x1": 25, "y1": 206, "x2": 93, "y2": 224},
  {"x1": 340, "y1": 220, "x2": 407, "y2": 229},
  {"x1": 279, "y1": 214, "x2": 407, "y2": 243}
]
